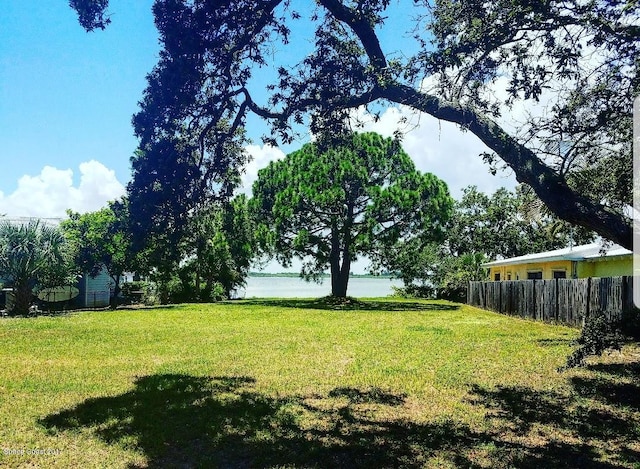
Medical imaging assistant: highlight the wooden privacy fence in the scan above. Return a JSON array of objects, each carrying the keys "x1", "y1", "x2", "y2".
[{"x1": 468, "y1": 276, "x2": 635, "y2": 327}]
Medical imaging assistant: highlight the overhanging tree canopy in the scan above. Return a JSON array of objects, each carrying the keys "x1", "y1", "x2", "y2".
[
  {"x1": 70, "y1": 0, "x2": 637, "y2": 248},
  {"x1": 251, "y1": 132, "x2": 453, "y2": 297}
]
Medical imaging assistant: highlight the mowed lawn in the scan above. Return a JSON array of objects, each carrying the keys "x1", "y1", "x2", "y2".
[{"x1": 0, "y1": 299, "x2": 638, "y2": 468}]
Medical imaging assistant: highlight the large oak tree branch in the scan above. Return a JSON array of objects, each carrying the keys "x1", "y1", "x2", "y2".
[
  {"x1": 381, "y1": 83, "x2": 632, "y2": 249},
  {"x1": 318, "y1": 0, "x2": 388, "y2": 70}
]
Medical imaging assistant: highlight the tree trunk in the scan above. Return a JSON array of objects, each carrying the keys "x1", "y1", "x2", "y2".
[
  {"x1": 158, "y1": 278, "x2": 170, "y2": 305},
  {"x1": 329, "y1": 224, "x2": 352, "y2": 298},
  {"x1": 195, "y1": 274, "x2": 201, "y2": 302},
  {"x1": 110, "y1": 275, "x2": 121, "y2": 310},
  {"x1": 329, "y1": 225, "x2": 344, "y2": 297},
  {"x1": 13, "y1": 282, "x2": 32, "y2": 316},
  {"x1": 332, "y1": 256, "x2": 351, "y2": 297}
]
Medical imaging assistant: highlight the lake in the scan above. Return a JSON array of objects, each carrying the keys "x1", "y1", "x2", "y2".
[{"x1": 239, "y1": 276, "x2": 404, "y2": 298}]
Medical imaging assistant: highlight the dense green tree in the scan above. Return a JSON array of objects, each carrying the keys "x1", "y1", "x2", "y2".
[
  {"x1": 0, "y1": 221, "x2": 75, "y2": 315},
  {"x1": 71, "y1": 0, "x2": 637, "y2": 249},
  {"x1": 126, "y1": 126, "x2": 249, "y2": 292},
  {"x1": 187, "y1": 195, "x2": 254, "y2": 300},
  {"x1": 123, "y1": 194, "x2": 253, "y2": 304},
  {"x1": 126, "y1": 143, "x2": 197, "y2": 296},
  {"x1": 447, "y1": 186, "x2": 595, "y2": 260},
  {"x1": 251, "y1": 132, "x2": 452, "y2": 297},
  {"x1": 61, "y1": 199, "x2": 134, "y2": 308},
  {"x1": 388, "y1": 185, "x2": 596, "y2": 298}
]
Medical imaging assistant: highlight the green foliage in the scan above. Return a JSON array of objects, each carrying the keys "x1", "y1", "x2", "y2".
[
  {"x1": 121, "y1": 281, "x2": 158, "y2": 306},
  {"x1": 182, "y1": 195, "x2": 254, "y2": 301},
  {"x1": 127, "y1": 125, "x2": 250, "y2": 289},
  {"x1": 387, "y1": 185, "x2": 594, "y2": 297},
  {"x1": 448, "y1": 186, "x2": 594, "y2": 259},
  {"x1": 564, "y1": 311, "x2": 627, "y2": 369},
  {"x1": 129, "y1": 194, "x2": 254, "y2": 305},
  {"x1": 387, "y1": 246, "x2": 487, "y2": 301},
  {"x1": 69, "y1": 0, "x2": 111, "y2": 31},
  {"x1": 70, "y1": 1, "x2": 636, "y2": 247},
  {"x1": 437, "y1": 253, "x2": 488, "y2": 301},
  {"x1": 251, "y1": 132, "x2": 452, "y2": 297},
  {"x1": 390, "y1": 284, "x2": 435, "y2": 300},
  {"x1": 61, "y1": 199, "x2": 135, "y2": 308},
  {"x1": 163, "y1": 268, "x2": 226, "y2": 304},
  {"x1": 126, "y1": 143, "x2": 203, "y2": 282},
  {"x1": 0, "y1": 220, "x2": 76, "y2": 315}
]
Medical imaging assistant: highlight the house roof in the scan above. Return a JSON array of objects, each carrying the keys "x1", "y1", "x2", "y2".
[
  {"x1": 482, "y1": 242, "x2": 632, "y2": 268},
  {"x1": 2, "y1": 217, "x2": 63, "y2": 227}
]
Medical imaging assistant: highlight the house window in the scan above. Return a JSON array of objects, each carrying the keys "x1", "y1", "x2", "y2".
[
  {"x1": 527, "y1": 271, "x2": 542, "y2": 280},
  {"x1": 553, "y1": 270, "x2": 567, "y2": 279},
  {"x1": 494, "y1": 273, "x2": 501, "y2": 281},
  {"x1": 507, "y1": 273, "x2": 512, "y2": 280}
]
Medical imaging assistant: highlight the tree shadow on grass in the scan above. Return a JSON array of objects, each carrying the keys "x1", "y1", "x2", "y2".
[
  {"x1": 40, "y1": 374, "x2": 482, "y2": 468},
  {"x1": 39, "y1": 357, "x2": 640, "y2": 468},
  {"x1": 571, "y1": 376, "x2": 640, "y2": 411},
  {"x1": 585, "y1": 362, "x2": 640, "y2": 380},
  {"x1": 226, "y1": 297, "x2": 460, "y2": 312},
  {"x1": 467, "y1": 357, "x2": 640, "y2": 468},
  {"x1": 575, "y1": 359, "x2": 640, "y2": 411},
  {"x1": 327, "y1": 386, "x2": 407, "y2": 406},
  {"x1": 536, "y1": 338, "x2": 574, "y2": 347}
]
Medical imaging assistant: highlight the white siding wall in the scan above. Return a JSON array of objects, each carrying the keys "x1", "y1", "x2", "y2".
[{"x1": 80, "y1": 267, "x2": 112, "y2": 307}]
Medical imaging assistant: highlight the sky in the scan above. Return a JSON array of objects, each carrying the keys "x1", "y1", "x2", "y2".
[{"x1": 0, "y1": 0, "x2": 518, "y2": 222}]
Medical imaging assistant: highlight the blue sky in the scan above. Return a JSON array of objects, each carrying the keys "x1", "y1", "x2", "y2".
[
  {"x1": 0, "y1": 0, "x2": 516, "y2": 221},
  {"x1": 1, "y1": 1, "x2": 156, "y2": 205}
]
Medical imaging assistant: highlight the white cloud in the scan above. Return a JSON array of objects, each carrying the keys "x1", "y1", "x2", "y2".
[
  {"x1": 239, "y1": 144, "x2": 287, "y2": 195},
  {"x1": 0, "y1": 160, "x2": 125, "y2": 218}
]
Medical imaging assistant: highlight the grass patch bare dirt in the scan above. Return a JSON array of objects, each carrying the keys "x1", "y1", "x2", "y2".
[{"x1": 0, "y1": 298, "x2": 638, "y2": 467}]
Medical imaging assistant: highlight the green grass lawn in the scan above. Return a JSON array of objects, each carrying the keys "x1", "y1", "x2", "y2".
[{"x1": 0, "y1": 298, "x2": 638, "y2": 468}]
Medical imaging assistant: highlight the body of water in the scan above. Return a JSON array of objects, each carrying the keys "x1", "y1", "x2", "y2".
[{"x1": 239, "y1": 276, "x2": 403, "y2": 298}]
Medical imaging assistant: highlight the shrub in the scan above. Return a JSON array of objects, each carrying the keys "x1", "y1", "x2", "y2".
[
  {"x1": 564, "y1": 310, "x2": 626, "y2": 369},
  {"x1": 121, "y1": 281, "x2": 157, "y2": 306},
  {"x1": 621, "y1": 308, "x2": 640, "y2": 340},
  {"x1": 391, "y1": 284, "x2": 435, "y2": 299},
  {"x1": 436, "y1": 286, "x2": 467, "y2": 302},
  {"x1": 199, "y1": 282, "x2": 226, "y2": 302}
]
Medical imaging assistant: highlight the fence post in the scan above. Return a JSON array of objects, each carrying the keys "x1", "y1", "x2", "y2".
[
  {"x1": 585, "y1": 277, "x2": 591, "y2": 326},
  {"x1": 531, "y1": 278, "x2": 538, "y2": 319},
  {"x1": 553, "y1": 279, "x2": 560, "y2": 322}
]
